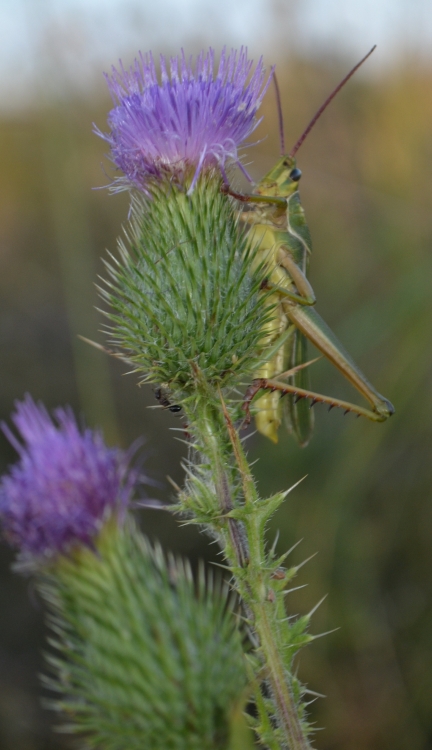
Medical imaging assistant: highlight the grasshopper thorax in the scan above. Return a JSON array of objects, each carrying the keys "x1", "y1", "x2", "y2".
[{"x1": 255, "y1": 155, "x2": 302, "y2": 199}]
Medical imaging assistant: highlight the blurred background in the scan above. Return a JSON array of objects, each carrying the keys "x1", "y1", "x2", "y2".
[{"x1": 0, "y1": 0, "x2": 431, "y2": 748}]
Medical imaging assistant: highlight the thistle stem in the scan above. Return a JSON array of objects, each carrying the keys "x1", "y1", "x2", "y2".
[{"x1": 193, "y1": 392, "x2": 311, "y2": 750}]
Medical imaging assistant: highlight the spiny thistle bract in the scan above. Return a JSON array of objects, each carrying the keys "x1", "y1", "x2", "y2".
[
  {"x1": 101, "y1": 178, "x2": 272, "y2": 394},
  {"x1": 41, "y1": 520, "x2": 249, "y2": 750}
]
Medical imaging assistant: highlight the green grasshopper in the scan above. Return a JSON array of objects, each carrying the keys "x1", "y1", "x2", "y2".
[{"x1": 225, "y1": 46, "x2": 394, "y2": 446}]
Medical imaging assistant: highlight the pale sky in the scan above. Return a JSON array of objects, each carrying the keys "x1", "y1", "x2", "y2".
[{"x1": 1, "y1": 0, "x2": 431, "y2": 112}]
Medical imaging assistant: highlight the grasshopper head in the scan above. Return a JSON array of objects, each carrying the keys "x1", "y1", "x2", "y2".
[{"x1": 255, "y1": 155, "x2": 302, "y2": 199}]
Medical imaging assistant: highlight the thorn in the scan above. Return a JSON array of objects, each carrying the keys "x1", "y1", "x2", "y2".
[
  {"x1": 173, "y1": 437, "x2": 193, "y2": 448},
  {"x1": 278, "y1": 356, "x2": 322, "y2": 380},
  {"x1": 284, "y1": 537, "x2": 304, "y2": 558},
  {"x1": 307, "y1": 594, "x2": 328, "y2": 619},
  {"x1": 166, "y1": 475, "x2": 181, "y2": 492},
  {"x1": 239, "y1": 430, "x2": 256, "y2": 444},
  {"x1": 134, "y1": 499, "x2": 171, "y2": 511},
  {"x1": 272, "y1": 539, "x2": 303, "y2": 575},
  {"x1": 269, "y1": 529, "x2": 280, "y2": 557},
  {"x1": 344, "y1": 409, "x2": 350, "y2": 415},
  {"x1": 295, "y1": 551, "x2": 318, "y2": 572},
  {"x1": 303, "y1": 697, "x2": 320, "y2": 707},
  {"x1": 356, "y1": 413, "x2": 361, "y2": 418},
  {"x1": 303, "y1": 688, "x2": 326, "y2": 699},
  {"x1": 310, "y1": 398, "x2": 318, "y2": 408},
  {"x1": 209, "y1": 561, "x2": 233, "y2": 572},
  {"x1": 328, "y1": 404, "x2": 335, "y2": 412},
  {"x1": 312, "y1": 627, "x2": 340, "y2": 640},
  {"x1": 282, "y1": 584, "x2": 308, "y2": 597},
  {"x1": 294, "y1": 394, "x2": 305, "y2": 403},
  {"x1": 286, "y1": 475, "x2": 308, "y2": 497}
]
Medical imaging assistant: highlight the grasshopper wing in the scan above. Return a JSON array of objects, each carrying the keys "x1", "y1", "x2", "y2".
[{"x1": 283, "y1": 329, "x2": 314, "y2": 447}]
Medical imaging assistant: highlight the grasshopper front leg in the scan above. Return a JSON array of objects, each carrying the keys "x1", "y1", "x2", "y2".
[{"x1": 263, "y1": 245, "x2": 316, "y2": 306}]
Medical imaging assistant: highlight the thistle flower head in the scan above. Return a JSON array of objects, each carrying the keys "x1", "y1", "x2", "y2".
[
  {"x1": 0, "y1": 396, "x2": 137, "y2": 561},
  {"x1": 97, "y1": 47, "x2": 272, "y2": 192},
  {"x1": 45, "y1": 525, "x2": 249, "y2": 749}
]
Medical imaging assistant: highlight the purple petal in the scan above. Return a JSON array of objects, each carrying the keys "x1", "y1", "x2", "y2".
[
  {"x1": 0, "y1": 395, "x2": 139, "y2": 561},
  {"x1": 96, "y1": 47, "x2": 273, "y2": 192}
]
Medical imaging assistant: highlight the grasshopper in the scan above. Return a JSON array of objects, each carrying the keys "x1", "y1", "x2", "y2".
[{"x1": 224, "y1": 46, "x2": 394, "y2": 446}]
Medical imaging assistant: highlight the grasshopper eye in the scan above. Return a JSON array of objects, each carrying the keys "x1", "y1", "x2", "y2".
[{"x1": 289, "y1": 168, "x2": 302, "y2": 182}]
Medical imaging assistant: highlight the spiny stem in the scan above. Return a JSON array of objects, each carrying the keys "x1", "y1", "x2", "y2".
[
  {"x1": 218, "y1": 386, "x2": 257, "y2": 506},
  {"x1": 217, "y1": 464, "x2": 250, "y2": 568},
  {"x1": 218, "y1": 392, "x2": 311, "y2": 750},
  {"x1": 198, "y1": 400, "x2": 250, "y2": 568},
  {"x1": 180, "y1": 391, "x2": 306, "y2": 748},
  {"x1": 183, "y1": 382, "x2": 312, "y2": 748}
]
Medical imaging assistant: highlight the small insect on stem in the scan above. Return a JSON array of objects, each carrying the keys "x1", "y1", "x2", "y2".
[{"x1": 154, "y1": 387, "x2": 182, "y2": 413}]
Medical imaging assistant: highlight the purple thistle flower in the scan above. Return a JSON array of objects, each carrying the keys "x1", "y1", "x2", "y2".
[
  {"x1": 96, "y1": 47, "x2": 272, "y2": 193},
  {"x1": 0, "y1": 396, "x2": 137, "y2": 561}
]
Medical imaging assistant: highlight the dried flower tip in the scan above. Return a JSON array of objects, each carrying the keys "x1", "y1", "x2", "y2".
[
  {"x1": 96, "y1": 47, "x2": 272, "y2": 193},
  {"x1": 0, "y1": 396, "x2": 138, "y2": 561}
]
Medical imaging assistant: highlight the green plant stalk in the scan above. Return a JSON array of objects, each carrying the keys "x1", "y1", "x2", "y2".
[
  {"x1": 185, "y1": 389, "x2": 311, "y2": 750},
  {"x1": 104, "y1": 177, "x2": 315, "y2": 748}
]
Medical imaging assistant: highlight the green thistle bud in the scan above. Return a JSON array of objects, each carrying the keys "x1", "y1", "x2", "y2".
[
  {"x1": 101, "y1": 177, "x2": 270, "y2": 396},
  {"x1": 40, "y1": 520, "x2": 249, "y2": 750}
]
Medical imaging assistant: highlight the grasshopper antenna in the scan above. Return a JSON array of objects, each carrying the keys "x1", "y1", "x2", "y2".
[
  {"x1": 289, "y1": 45, "x2": 376, "y2": 158},
  {"x1": 273, "y1": 73, "x2": 285, "y2": 155}
]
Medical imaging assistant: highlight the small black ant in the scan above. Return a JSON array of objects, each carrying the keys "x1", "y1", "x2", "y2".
[{"x1": 154, "y1": 387, "x2": 182, "y2": 413}]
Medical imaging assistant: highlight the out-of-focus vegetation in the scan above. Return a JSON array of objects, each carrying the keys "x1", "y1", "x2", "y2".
[{"x1": 0, "y1": 51, "x2": 431, "y2": 750}]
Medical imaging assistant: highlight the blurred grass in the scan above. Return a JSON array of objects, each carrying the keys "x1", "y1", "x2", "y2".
[{"x1": 0, "y1": 52, "x2": 431, "y2": 750}]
